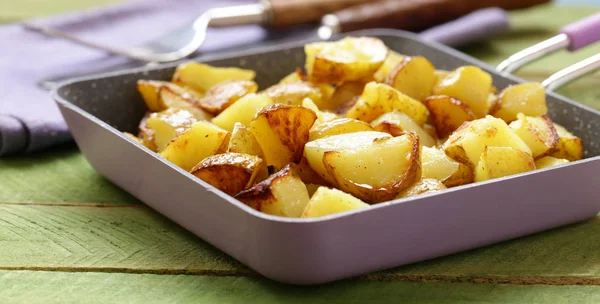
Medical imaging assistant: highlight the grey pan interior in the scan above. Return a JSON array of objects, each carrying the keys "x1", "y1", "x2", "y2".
[{"x1": 54, "y1": 29, "x2": 600, "y2": 285}]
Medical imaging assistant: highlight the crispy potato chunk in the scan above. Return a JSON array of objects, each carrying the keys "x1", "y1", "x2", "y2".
[
  {"x1": 327, "y1": 81, "x2": 368, "y2": 112},
  {"x1": 323, "y1": 132, "x2": 421, "y2": 204},
  {"x1": 197, "y1": 80, "x2": 258, "y2": 115},
  {"x1": 474, "y1": 146, "x2": 535, "y2": 182},
  {"x1": 301, "y1": 187, "x2": 369, "y2": 218},
  {"x1": 191, "y1": 153, "x2": 265, "y2": 195},
  {"x1": 278, "y1": 70, "x2": 336, "y2": 105},
  {"x1": 509, "y1": 114, "x2": 559, "y2": 158},
  {"x1": 305, "y1": 37, "x2": 388, "y2": 83},
  {"x1": 535, "y1": 156, "x2": 569, "y2": 169},
  {"x1": 424, "y1": 95, "x2": 476, "y2": 138},
  {"x1": 309, "y1": 118, "x2": 374, "y2": 141},
  {"x1": 433, "y1": 66, "x2": 492, "y2": 118},
  {"x1": 373, "y1": 50, "x2": 405, "y2": 82},
  {"x1": 172, "y1": 62, "x2": 255, "y2": 93},
  {"x1": 490, "y1": 83, "x2": 547, "y2": 123},
  {"x1": 296, "y1": 156, "x2": 331, "y2": 186},
  {"x1": 138, "y1": 113, "x2": 157, "y2": 151},
  {"x1": 145, "y1": 108, "x2": 198, "y2": 152},
  {"x1": 304, "y1": 131, "x2": 392, "y2": 183},
  {"x1": 137, "y1": 80, "x2": 207, "y2": 115},
  {"x1": 236, "y1": 164, "x2": 310, "y2": 218},
  {"x1": 227, "y1": 122, "x2": 265, "y2": 159},
  {"x1": 211, "y1": 93, "x2": 272, "y2": 132},
  {"x1": 385, "y1": 56, "x2": 436, "y2": 101},
  {"x1": 346, "y1": 82, "x2": 429, "y2": 124},
  {"x1": 434, "y1": 70, "x2": 450, "y2": 87},
  {"x1": 395, "y1": 178, "x2": 447, "y2": 199},
  {"x1": 371, "y1": 111, "x2": 436, "y2": 147},
  {"x1": 159, "y1": 85, "x2": 213, "y2": 121},
  {"x1": 549, "y1": 123, "x2": 583, "y2": 161},
  {"x1": 442, "y1": 115, "x2": 532, "y2": 167},
  {"x1": 137, "y1": 80, "x2": 175, "y2": 112},
  {"x1": 265, "y1": 81, "x2": 323, "y2": 107},
  {"x1": 302, "y1": 98, "x2": 337, "y2": 123},
  {"x1": 160, "y1": 121, "x2": 230, "y2": 171},
  {"x1": 421, "y1": 146, "x2": 473, "y2": 187},
  {"x1": 250, "y1": 104, "x2": 317, "y2": 170}
]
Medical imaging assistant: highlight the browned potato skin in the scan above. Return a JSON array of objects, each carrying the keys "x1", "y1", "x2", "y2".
[
  {"x1": 323, "y1": 133, "x2": 422, "y2": 204},
  {"x1": 385, "y1": 56, "x2": 436, "y2": 101},
  {"x1": 198, "y1": 80, "x2": 258, "y2": 115},
  {"x1": 327, "y1": 81, "x2": 367, "y2": 112},
  {"x1": 549, "y1": 123, "x2": 583, "y2": 161},
  {"x1": 265, "y1": 81, "x2": 322, "y2": 106},
  {"x1": 235, "y1": 164, "x2": 296, "y2": 210},
  {"x1": 395, "y1": 178, "x2": 447, "y2": 199},
  {"x1": 335, "y1": 96, "x2": 360, "y2": 116},
  {"x1": 424, "y1": 95, "x2": 476, "y2": 138},
  {"x1": 191, "y1": 153, "x2": 264, "y2": 196},
  {"x1": 138, "y1": 113, "x2": 157, "y2": 151},
  {"x1": 296, "y1": 156, "x2": 331, "y2": 186}
]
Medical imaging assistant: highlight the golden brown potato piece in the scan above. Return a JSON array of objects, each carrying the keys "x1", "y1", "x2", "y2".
[
  {"x1": 197, "y1": 80, "x2": 258, "y2": 115},
  {"x1": 138, "y1": 113, "x2": 157, "y2": 151},
  {"x1": 304, "y1": 131, "x2": 392, "y2": 182},
  {"x1": 490, "y1": 83, "x2": 547, "y2": 123},
  {"x1": 346, "y1": 82, "x2": 429, "y2": 125},
  {"x1": 549, "y1": 123, "x2": 583, "y2": 161},
  {"x1": 191, "y1": 153, "x2": 265, "y2": 195},
  {"x1": 433, "y1": 66, "x2": 492, "y2": 118},
  {"x1": 474, "y1": 146, "x2": 535, "y2": 182},
  {"x1": 172, "y1": 62, "x2": 255, "y2": 93},
  {"x1": 159, "y1": 85, "x2": 213, "y2": 121},
  {"x1": 123, "y1": 132, "x2": 143, "y2": 144},
  {"x1": 301, "y1": 187, "x2": 369, "y2": 218},
  {"x1": 301, "y1": 98, "x2": 337, "y2": 123},
  {"x1": 509, "y1": 114, "x2": 559, "y2": 158},
  {"x1": 335, "y1": 96, "x2": 360, "y2": 116},
  {"x1": 327, "y1": 81, "x2": 368, "y2": 112},
  {"x1": 373, "y1": 50, "x2": 405, "y2": 82},
  {"x1": 442, "y1": 115, "x2": 532, "y2": 167},
  {"x1": 236, "y1": 164, "x2": 310, "y2": 218},
  {"x1": 424, "y1": 95, "x2": 476, "y2": 138},
  {"x1": 145, "y1": 108, "x2": 198, "y2": 152},
  {"x1": 385, "y1": 56, "x2": 436, "y2": 101},
  {"x1": 278, "y1": 70, "x2": 335, "y2": 104},
  {"x1": 434, "y1": 70, "x2": 450, "y2": 87},
  {"x1": 421, "y1": 146, "x2": 473, "y2": 187},
  {"x1": 395, "y1": 178, "x2": 447, "y2": 199},
  {"x1": 211, "y1": 93, "x2": 272, "y2": 132},
  {"x1": 160, "y1": 121, "x2": 230, "y2": 171},
  {"x1": 309, "y1": 118, "x2": 374, "y2": 141},
  {"x1": 535, "y1": 156, "x2": 569, "y2": 169},
  {"x1": 305, "y1": 37, "x2": 388, "y2": 83},
  {"x1": 250, "y1": 104, "x2": 317, "y2": 170},
  {"x1": 137, "y1": 80, "x2": 207, "y2": 116},
  {"x1": 296, "y1": 156, "x2": 331, "y2": 186},
  {"x1": 323, "y1": 132, "x2": 421, "y2": 204},
  {"x1": 371, "y1": 111, "x2": 436, "y2": 147},
  {"x1": 137, "y1": 80, "x2": 174, "y2": 112},
  {"x1": 227, "y1": 122, "x2": 265, "y2": 159},
  {"x1": 265, "y1": 81, "x2": 323, "y2": 107}
]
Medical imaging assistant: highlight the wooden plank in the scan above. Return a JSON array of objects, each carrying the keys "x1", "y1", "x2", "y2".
[
  {"x1": 1, "y1": 270, "x2": 600, "y2": 304},
  {"x1": 0, "y1": 204, "x2": 599, "y2": 284},
  {"x1": 0, "y1": 145, "x2": 139, "y2": 205}
]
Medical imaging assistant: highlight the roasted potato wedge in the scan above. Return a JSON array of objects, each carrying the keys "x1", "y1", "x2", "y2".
[
  {"x1": 434, "y1": 70, "x2": 450, "y2": 87},
  {"x1": 137, "y1": 80, "x2": 205, "y2": 114},
  {"x1": 509, "y1": 114, "x2": 559, "y2": 158},
  {"x1": 323, "y1": 132, "x2": 421, "y2": 204},
  {"x1": 535, "y1": 156, "x2": 569, "y2": 169},
  {"x1": 296, "y1": 156, "x2": 331, "y2": 186},
  {"x1": 172, "y1": 62, "x2": 255, "y2": 93},
  {"x1": 138, "y1": 113, "x2": 157, "y2": 151},
  {"x1": 327, "y1": 81, "x2": 368, "y2": 112},
  {"x1": 211, "y1": 93, "x2": 272, "y2": 132},
  {"x1": 424, "y1": 95, "x2": 476, "y2": 138},
  {"x1": 433, "y1": 66, "x2": 492, "y2": 118},
  {"x1": 250, "y1": 104, "x2": 317, "y2": 170},
  {"x1": 490, "y1": 83, "x2": 547, "y2": 123},
  {"x1": 137, "y1": 80, "x2": 177, "y2": 112},
  {"x1": 145, "y1": 108, "x2": 198, "y2": 152},
  {"x1": 197, "y1": 80, "x2": 258, "y2": 115},
  {"x1": 301, "y1": 187, "x2": 369, "y2": 218},
  {"x1": 159, "y1": 85, "x2": 213, "y2": 121},
  {"x1": 371, "y1": 111, "x2": 436, "y2": 147},
  {"x1": 442, "y1": 115, "x2": 532, "y2": 167},
  {"x1": 304, "y1": 131, "x2": 392, "y2": 182},
  {"x1": 346, "y1": 82, "x2": 429, "y2": 125},
  {"x1": 265, "y1": 81, "x2": 323, "y2": 107},
  {"x1": 305, "y1": 37, "x2": 387, "y2": 83},
  {"x1": 191, "y1": 153, "x2": 265, "y2": 195},
  {"x1": 395, "y1": 178, "x2": 447, "y2": 199},
  {"x1": 302, "y1": 98, "x2": 337, "y2": 123},
  {"x1": 421, "y1": 146, "x2": 473, "y2": 187},
  {"x1": 236, "y1": 164, "x2": 310, "y2": 218},
  {"x1": 373, "y1": 50, "x2": 405, "y2": 82},
  {"x1": 385, "y1": 56, "x2": 436, "y2": 101},
  {"x1": 309, "y1": 118, "x2": 374, "y2": 141},
  {"x1": 549, "y1": 123, "x2": 583, "y2": 161},
  {"x1": 160, "y1": 121, "x2": 230, "y2": 171},
  {"x1": 227, "y1": 122, "x2": 265, "y2": 159},
  {"x1": 474, "y1": 146, "x2": 535, "y2": 182}
]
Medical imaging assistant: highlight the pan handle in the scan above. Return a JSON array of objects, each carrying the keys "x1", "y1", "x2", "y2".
[
  {"x1": 560, "y1": 12, "x2": 600, "y2": 51},
  {"x1": 542, "y1": 53, "x2": 600, "y2": 92}
]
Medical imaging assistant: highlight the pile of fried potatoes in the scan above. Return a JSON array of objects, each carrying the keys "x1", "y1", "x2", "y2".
[{"x1": 127, "y1": 36, "x2": 583, "y2": 219}]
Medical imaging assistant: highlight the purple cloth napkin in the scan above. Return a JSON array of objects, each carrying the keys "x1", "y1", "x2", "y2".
[{"x1": 0, "y1": 1, "x2": 509, "y2": 156}]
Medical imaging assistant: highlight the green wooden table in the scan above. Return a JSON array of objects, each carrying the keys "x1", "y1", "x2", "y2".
[{"x1": 2, "y1": 2, "x2": 600, "y2": 303}]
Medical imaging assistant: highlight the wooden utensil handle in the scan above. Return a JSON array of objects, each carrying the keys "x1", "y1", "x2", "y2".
[
  {"x1": 334, "y1": 0, "x2": 551, "y2": 33},
  {"x1": 268, "y1": 0, "x2": 374, "y2": 28}
]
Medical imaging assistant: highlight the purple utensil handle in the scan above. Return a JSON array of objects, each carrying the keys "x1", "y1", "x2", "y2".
[
  {"x1": 420, "y1": 7, "x2": 510, "y2": 47},
  {"x1": 561, "y1": 12, "x2": 600, "y2": 51}
]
